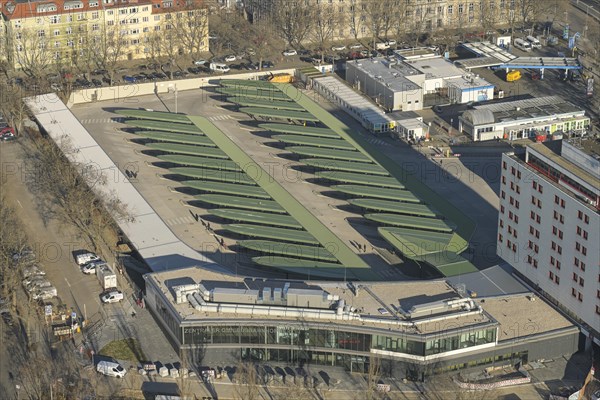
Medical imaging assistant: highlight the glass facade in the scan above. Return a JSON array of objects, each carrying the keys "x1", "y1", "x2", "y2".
[{"x1": 182, "y1": 324, "x2": 497, "y2": 358}]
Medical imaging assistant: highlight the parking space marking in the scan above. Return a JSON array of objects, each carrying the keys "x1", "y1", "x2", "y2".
[
  {"x1": 207, "y1": 114, "x2": 234, "y2": 122},
  {"x1": 166, "y1": 216, "x2": 195, "y2": 226},
  {"x1": 80, "y1": 117, "x2": 125, "y2": 124}
]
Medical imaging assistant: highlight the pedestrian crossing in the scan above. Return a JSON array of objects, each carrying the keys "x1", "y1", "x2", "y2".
[
  {"x1": 365, "y1": 137, "x2": 387, "y2": 146},
  {"x1": 165, "y1": 215, "x2": 195, "y2": 226},
  {"x1": 79, "y1": 117, "x2": 125, "y2": 124},
  {"x1": 208, "y1": 114, "x2": 234, "y2": 122}
]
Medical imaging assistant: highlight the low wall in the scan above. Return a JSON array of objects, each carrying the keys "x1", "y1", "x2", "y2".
[
  {"x1": 67, "y1": 69, "x2": 297, "y2": 106},
  {"x1": 453, "y1": 376, "x2": 531, "y2": 390}
]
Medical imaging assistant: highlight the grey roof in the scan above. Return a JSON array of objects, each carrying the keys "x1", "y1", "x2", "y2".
[
  {"x1": 446, "y1": 264, "x2": 529, "y2": 297},
  {"x1": 473, "y1": 96, "x2": 583, "y2": 121},
  {"x1": 462, "y1": 109, "x2": 495, "y2": 125},
  {"x1": 347, "y1": 58, "x2": 422, "y2": 92},
  {"x1": 403, "y1": 56, "x2": 465, "y2": 79},
  {"x1": 25, "y1": 94, "x2": 227, "y2": 273},
  {"x1": 460, "y1": 42, "x2": 517, "y2": 63}
]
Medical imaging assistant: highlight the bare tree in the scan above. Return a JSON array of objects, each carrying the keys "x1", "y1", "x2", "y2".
[
  {"x1": 365, "y1": 0, "x2": 387, "y2": 49},
  {"x1": 271, "y1": 0, "x2": 313, "y2": 48},
  {"x1": 233, "y1": 361, "x2": 260, "y2": 400},
  {"x1": 347, "y1": 0, "x2": 365, "y2": 41},
  {"x1": 13, "y1": 28, "x2": 52, "y2": 79},
  {"x1": 311, "y1": 3, "x2": 338, "y2": 62},
  {"x1": 172, "y1": 5, "x2": 209, "y2": 62},
  {"x1": 158, "y1": 20, "x2": 184, "y2": 76},
  {"x1": 479, "y1": 0, "x2": 500, "y2": 40},
  {"x1": 91, "y1": 21, "x2": 128, "y2": 85}
]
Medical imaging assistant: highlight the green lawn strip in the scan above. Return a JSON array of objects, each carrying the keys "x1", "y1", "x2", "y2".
[
  {"x1": 303, "y1": 159, "x2": 389, "y2": 176},
  {"x1": 238, "y1": 107, "x2": 320, "y2": 122},
  {"x1": 195, "y1": 195, "x2": 286, "y2": 213},
  {"x1": 169, "y1": 167, "x2": 257, "y2": 185},
  {"x1": 315, "y1": 171, "x2": 404, "y2": 189},
  {"x1": 188, "y1": 115, "x2": 369, "y2": 270},
  {"x1": 210, "y1": 209, "x2": 303, "y2": 229},
  {"x1": 98, "y1": 338, "x2": 146, "y2": 363},
  {"x1": 145, "y1": 143, "x2": 229, "y2": 159},
  {"x1": 273, "y1": 135, "x2": 356, "y2": 150},
  {"x1": 215, "y1": 87, "x2": 291, "y2": 101},
  {"x1": 252, "y1": 256, "x2": 372, "y2": 280},
  {"x1": 124, "y1": 119, "x2": 203, "y2": 134},
  {"x1": 364, "y1": 213, "x2": 454, "y2": 232},
  {"x1": 225, "y1": 224, "x2": 319, "y2": 245},
  {"x1": 238, "y1": 240, "x2": 337, "y2": 262},
  {"x1": 158, "y1": 155, "x2": 241, "y2": 171},
  {"x1": 115, "y1": 109, "x2": 192, "y2": 124},
  {"x1": 286, "y1": 146, "x2": 371, "y2": 162},
  {"x1": 259, "y1": 123, "x2": 340, "y2": 138},
  {"x1": 227, "y1": 98, "x2": 305, "y2": 110},
  {"x1": 274, "y1": 83, "x2": 475, "y2": 240},
  {"x1": 183, "y1": 181, "x2": 271, "y2": 199},
  {"x1": 348, "y1": 198, "x2": 436, "y2": 217},
  {"x1": 333, "y1": 185, "x2": 420, "y2": 203},
  {"x1": 136, "y1": 131, "x2": 215, "y2": 147}
]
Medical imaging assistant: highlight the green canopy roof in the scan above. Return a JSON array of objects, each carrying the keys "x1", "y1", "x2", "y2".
[
  {"x1": 315, "y1": 171, "x2": 404, "y2": 189},
  {"x1": 220, "y1": 79, "x2": 276, "y2": 88},
  {"x1": 145, "y1": 143, "x2": 228, "y2": 159},
  {"x1": 365, "y1": 213, "x2": 454, "y2": 232},
  {"x1": 158, "y1": 155, "x2": 241, "y2": 171},
  {"x1": 227, "y1": 98, "x2": 304, "y2": 110},
  {"x1": 209, "y1": 209, "x2": 302, "y2": 229},
  {"x1": 169, "y1": 167, "x2": 256, "y2": 185},
  {"x1": 286, "y1": 146, "x2": 371, "y2": 162},
  {"x1": 225, "y1": 224, "x2": 319, "y2": 244},
  {"x1": 258, "y1": 123, "x2": 339, "y2": 138},
  {"x1": 115, "y1": 109, "x2": 192, "y2": 124},
  {"x1": 124, "y1": 119, "x2": 203, "y2": 134},
  {"x1": 252, "y1": 256, "x2": 341, "y2": 268},
  {"x1": 238, "y1": 240, "x2": 337, "y2": 262},
  {"x1": 303, "y1": 159, "x2": 388, "y2": 176},
  {"x1": 215, "y1": 87, "x2": 291, "y2": 101},
  {"x1": 333, "y1": 185, "x2": 420, "y2": 203},
  {"x1": 136, "y1": 131, "x2": 215, "y2": 147},
  {"x1": 378, "y1": 227, "x2": 474, "y2": 276},
  {"x1": 195, "y1": 195, "x2": 285, "y2": 213},
  {"x1": 348, "y1": 198, "x2": 436, "y2": 217},
  {"x1": 273, "y1": 135, "x2": 356, "y2": 150},
  {"x1": 239, "y1": 107, "x2": 320, "y2": 122},
  {"x1": 183, "y1": 181, "x2": 270, "y2": 199}
]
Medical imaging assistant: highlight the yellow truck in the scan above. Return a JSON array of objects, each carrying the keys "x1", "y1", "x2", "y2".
[
  {"x1": 506, "y1": 70, "x2": 521, "y2": 82},
  {"x1": 267, "y1": 73, "x2": 295, "y2": 83}
]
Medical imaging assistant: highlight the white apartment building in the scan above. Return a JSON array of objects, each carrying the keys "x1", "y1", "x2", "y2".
[{"x1": 497, "y1": 139, "x2": 600, "y2": 347}]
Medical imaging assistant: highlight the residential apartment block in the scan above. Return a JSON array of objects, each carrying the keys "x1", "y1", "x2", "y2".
[
  {"x1": 244, "y1": 0, "x2": 512, "y2": 42},
  {"x1": 0, "y1": 0, "x2": 208, "y2": 71},
  {"x1": 497, "y1": 140, "x2": 600, "y2": 347}
]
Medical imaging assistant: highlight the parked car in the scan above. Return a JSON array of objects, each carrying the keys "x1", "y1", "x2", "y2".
[
  {"x1": 122, "y1": 75, "x2": 136, "y2": 83},
  {"x1": 1, "y1": 131, "x2": 16, "y2": 142},
  {"x1": 96, "y1": 360, "x2": 127, "y2": 378},
  {"x1": 331, "y1": 45, "x2": 346, "y2": 51},
  {"x1": 224, "y1": 55, "x2": 237, "y2": 62},
  {"x1": 188, "y1": 67, "x2": 201, "y2": 74},
  {"x1": 101, "y1": 290, "x2": 124, "y2": 304},
  {"x1": 386, "y1": 39, "x2": 397, "y2": 47},
  {"x1": 13, "y1": 250, "x2": 35, "y2": 264},
  {"x1": 260, "y1": 61, "x2": 275, "y2": 68},
  {"x1": 229, "y1": 64, "x2": 243, "y2": 70},
  {"x1": 22, "y1": 265, "x2": 45, "y2": 278},
  {"x1": 91, "y1": 78, "x2": 102, "y2": 87},
  {"x1": 51, "y1": 83, "x2": 63, "y2": 91},
  {"x1": 92, "y1": 69, "x2": 108, "y2": 75},
  {"x1": 245, "y1": 62, "x2": 259, "y2": 70},
  {"x1": 75, "y1": 252, "x2": 99, "y2": 266},
  {"x1": 133, "y1": 74, "x2": 147, "y2": 81},
  {"x1": 22, "y1": 275, "x2": 48, "y2": 287},
  {"x1": 194, "y1": 59, "x2": 207, "y2": 66},
  {"x1": 245, "y1": 47, "x2": 256, "y2": 56},
  {"x1": 152, "y1": 72, "x2": 167, "y2": 79},
  {"x1": 282, "y1": 49, "x2": 297, "y2": 56},
  {"x1": 25, "y1": 279, "x2": 52, "y2": 292},
  {"x1": 82, "y1": 260, "x2": 107, "y2": 275},
  {"x1": 349, "y1": 43, "x2": 363, "y2": 49},
  {"x1": 32, "y1": 287, "x2": 57, "y2": 300}
]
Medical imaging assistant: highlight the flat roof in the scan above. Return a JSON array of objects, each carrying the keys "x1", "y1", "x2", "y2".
[
  {"x1": 239, "y1": 107, "x2": 320, "y2": 122},
  {"x1": 528, "y1": 142, "x2": 600, "y2": 191},
  {"x1": 473, "y1": 96, "x2": 583, "y2": 121},
  {"x1": 238, "y1": 240, "x2": 337, "y2": 262},
  {"x1": 147, "y1": 266, "x2": 576, "y2": 338},
  {"x1": 447, "y1": 264, "x2": 529, "y2": 298},
  {"x1": 25, "y1": 94, "x2": 225, "y2": 273},
  {"x1": 136, "y1": 131, "x2": 216, "y2": 147},
  {"x1": 349, "y1": 199, "x2": 435, "y2": 216},
  {"x1": 145, "y1": 142, "x2": 229, "y2": 159},
  {"x1": 347, "y1": 58, "x2": 422, "y2": 92},
  {"x1": 169, "y1": 167, "x2": 257, "y2": 185},
  {"x1": 445, "y1": 75, "x2": 494, "y2": 90},
  {"x1": 286, "y1": 146, "x2": 372, "y2": 162},
  {"x1": 227, "y1": 98, "x2": 304, "y2": 110},
  {"x1": 125, "y1": 119, "x2": 204, "y2": 134},
  {"x1": 334, "y1": 185, "x2": 420, "y2": 203},
  {"x1": 404, "y1": 56, "x2": 465, "y2": 79},
  {"x1": 183, "y1": 181, "x2": 270, "y2": 199},
  {"x1": 115, "y1": 109, "x2": 193, "y2": 124},
  {"x1": 225, "y1": 224, "x2": 319, "y2": 245},
  {"x1": 195, "y1": 195, "x2": 285, "y2": 213},
  {"x1": 158, "y1": 155, "x2": 241, "y2": 171},
  {"x1": 365, "y1": 213, "x2": 454, "y2": 232},
  {"x1": 215, "y1": 87, "x2": 291, "y2": 100},
  {"x1": 460, "y1": 42, "x2": 517, "y2": 64},
  {"x1": 273, "y1": 134, "x2": 356, "y2": 150}
]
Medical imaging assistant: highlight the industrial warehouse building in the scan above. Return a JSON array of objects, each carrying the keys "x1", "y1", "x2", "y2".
[
  {"x1": 144, "y1": 265, "x2": 579, "y2": 380},
  {"x1": 345, "y1": 52, "x2": 494, "y2": 112}
]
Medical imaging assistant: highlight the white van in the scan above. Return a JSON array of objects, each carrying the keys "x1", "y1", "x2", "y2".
[
  {"x1": 514, "y1": 38, "x2": 532, "y2": 52},
  {"x1": 96, "y1": 361, "x2": 127, "y2": 378},
  {"x1": 526, "y1": 35, "x2": 542, "y2": 49},
  {"x1": 75, "y1": 252, "x2": 100, "y2": 266},
  {"x1": 375, "y1": 42, "x2": 390, "y2": 50},
  {"x1": 209, "y1": 63, "x2": 230, "y2": 73}
]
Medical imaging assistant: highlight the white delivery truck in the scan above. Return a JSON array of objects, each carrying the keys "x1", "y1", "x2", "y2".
[
  {"x1": 526, "y1": 35, "x2": 542, "y2": 49},
  {"x1": 513, "y1": 38, "x2": 532, "y2": 52},
  {"x1": 209, "y1": 63, "x2": 230, "y2": 73},
  {"x1": 96, "y1": 361, "x2": 127, "y2": 378},
  {"x1": 96, "y1": 264, "x2": 117, "y2": 290}
]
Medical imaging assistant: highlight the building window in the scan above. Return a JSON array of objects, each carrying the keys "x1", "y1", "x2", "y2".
[
  {"x1": 538, "y1": 185, "x2": 543, "y2": 193},
  {"x1": 511, "y1": 166, "x2": 515, "y2": 176},
  {"x1": 596, "y1": 306, "x2": 600, "y2": 315},
  {"x1": 533, "y1": 259, "x2": 538, "y2": 268},
  {"x1": 503, "y1": 161, "x2": 507, "y2": 170},
  {"x1": 498, "y1": 233, "x2": 503, "y2": 242},
  {"x1": 549, "y1": 271, "x2": 554, "y2": 280},
  {"x1": 572, "y1": 288, "x2": 577, "y2": 297},
  {"x1": 578, "y1": 293, "x2": 582, "y2": 302},
  {"x1": 579, "y1": 277, "x2": 584, "y2": 287},
  {"x1": 502, "y1": 176, "x2": 506, "y2": 185}
]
